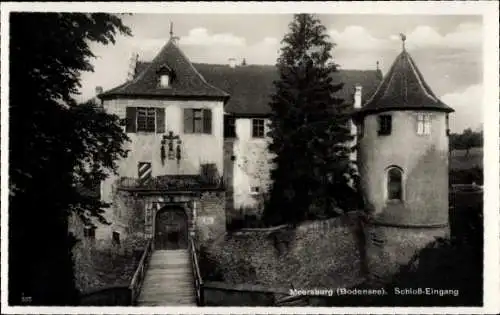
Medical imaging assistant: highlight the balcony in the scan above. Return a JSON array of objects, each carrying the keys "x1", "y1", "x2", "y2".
[{"x1": 117, "y1": 174, "x2": 225, "y2": 193}]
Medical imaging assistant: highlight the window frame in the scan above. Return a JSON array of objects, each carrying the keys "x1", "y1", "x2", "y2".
[
  {"x1": 252, "y1": 118, "x2": 265, "y2": 138},
  {"x1": 224, "y1": 116, "x2": 237, "y2": 138},
  {"x1": 250, "y1": 186, "x2": 260, "y2": 195},
  {"x1": 83, "y1": 226, "x2": 96, "y2": 239},
  {"x1": 184, "y1": 108, "x2": 212, "y2": 134},
  {"x1": 417, "y1": 113, "x2": 431, "y2": 136},
  {"x1": 159, "y1": 74, "x2": 170, "y2": 88},
  {"x1": 192, "y1": 109, "x2": 204, "y2": 134},
  {"x1": 378, "y1": 114, "x2": 392, "y2": 136},
  {"x1": 385, "y1": 166, "x2": 404, "y2": 202},
  {"x1": 136, "y1": 107, "x2": 157, "y2": 133}
]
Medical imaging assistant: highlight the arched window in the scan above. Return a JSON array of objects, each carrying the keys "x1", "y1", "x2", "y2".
[{"x1": 387, "y1": 166, "x2": 403, "y2": 201}]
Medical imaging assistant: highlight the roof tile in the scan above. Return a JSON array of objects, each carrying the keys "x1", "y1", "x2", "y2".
[
  {"x1": 357, "y1": 50, "x2": 454, "y2": 116},
  {"x1": 99, "y1": 39, "x2": 229, "y2": 100}
]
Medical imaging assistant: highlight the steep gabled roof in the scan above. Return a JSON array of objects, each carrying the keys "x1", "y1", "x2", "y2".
[
  {"x1": 99, "y1": 39, "x2": 229, "y2": 100},
  {"x1": 134, "y1": 61, "x2": 382, "y2": 116},
  {"x1": 356, "y1": 49, "x2": 454, "y2": 117}
]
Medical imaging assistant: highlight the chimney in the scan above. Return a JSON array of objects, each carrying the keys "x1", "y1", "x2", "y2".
[
  {"x1": 354, "y1": 85, "x2": 362, "y2": 109},
  {"x1": 95, "y1": 86, "x2": 103, "y2": 96},
  {"x1": 126, "y1": 52, "x2": 139, "y2": 81},
  {"x1": 228, "y1": 58, "x2": 237, "y2": 69}
]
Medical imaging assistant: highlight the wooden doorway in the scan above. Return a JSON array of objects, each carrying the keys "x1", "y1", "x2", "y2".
[{"x1": 155, "y1": 206, "x2": 188, "y2": 250}]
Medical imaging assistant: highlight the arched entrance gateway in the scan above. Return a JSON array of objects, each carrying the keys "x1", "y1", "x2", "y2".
[{"x1": 154, "y1": 206, "x2": 189, "y2": 250}]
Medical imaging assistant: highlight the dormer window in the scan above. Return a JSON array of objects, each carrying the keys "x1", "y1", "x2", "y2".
[
  {"x1": 157, "y1": 64, "x2": 174, "y2": 88},
  {"x1": 160, "y1": 74, "x2": 170, "y2": 88}
]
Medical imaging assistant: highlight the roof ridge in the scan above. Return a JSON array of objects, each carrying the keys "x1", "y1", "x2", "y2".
[
  {"x1": 406, "y1": 53, "x2": 437, "y2": 102},
  {"x1": 171, "y1": 40, "x2": 230, "y2": 97}
]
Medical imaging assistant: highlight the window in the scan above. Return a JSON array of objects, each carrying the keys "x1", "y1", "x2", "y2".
[
  {"x1": 84, "y1": 226, "x2": 96, "y2": 239},
  {"x1": 417, "y1": 113, "x2": 431, "y2": 135},
  {"x1": 378, "y1": 115, "x2": 392, "y2": 136},
  {"x1": 193, "y1": 109, "x2": 203, "y2": 133},
  {"x1": 252, "y1": 119, "x2": 265, "y2": 138},
  {"x1": 184, "y1": 108, "x2": 212, "y2": 134},
  {"x1": 160, "y1": 74, "x2": 170, "y2": 88},
  {"x1": 125, "y1": 107, "x2": 165, "y2": 133},
  {"x1": 224, "y1": 116, "x2": 236, "y2": 138},
  {"x1": 387, "y1": 167, "x2": 403, "y2": 201},
  {"x1": 137, "y1": 107, "x2": 156, "y2": 132},
  {"x1": 250, "y1": 186, "x2": 260, "y2": 194},
  {"x1": 112, "y1": 231, "x2": 120, "y2": 245}
]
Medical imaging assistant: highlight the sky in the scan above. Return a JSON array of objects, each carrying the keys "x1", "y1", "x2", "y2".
[{"x1": 77, "y1": 14, "x2": 484, "y2": 133}]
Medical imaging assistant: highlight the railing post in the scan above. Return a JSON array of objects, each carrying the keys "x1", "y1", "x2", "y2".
[{"x1": 199, "y1": 283, "x2": 204, "y2": 306}]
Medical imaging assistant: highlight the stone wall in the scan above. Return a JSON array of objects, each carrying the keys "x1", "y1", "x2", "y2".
[
  {"x1": 196, "y1": 191, "x2": 227, "y2": 246},
  {"x1": 68, "y1": 211, "x2": 144, "y2": 294},
  {"x1": 364, "y1": 222, "x2": 449, "y2": 283},
  {"x1": 230, "y1": 118, "x2": 274, "y2": 213},
  {"x1": 202, "y1": 212, "x2": 366, "y2": 289}
]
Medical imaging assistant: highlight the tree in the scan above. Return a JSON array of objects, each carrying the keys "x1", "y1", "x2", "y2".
[
  {"x1": 262, "y1": 14, "x2": 357, "y2": 226},
  {"x1": 9, "y1": 13, "x2": 131, "y2": 305},
  {"x1": 450, "y1": 128, "x2": 483, "y2": 156}
]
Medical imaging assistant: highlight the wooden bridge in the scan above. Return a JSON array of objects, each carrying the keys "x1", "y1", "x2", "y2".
[
  {"x1": 128, "y1": 236, "x2": 204, "y2": 306},
  {"x1": 137, "y1": 249, "x2": 196, "y2": 305}
]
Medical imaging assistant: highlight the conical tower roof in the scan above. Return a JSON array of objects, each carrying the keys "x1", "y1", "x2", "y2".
[
  {"x1": 355, "y1": 48, "x2": 454, "y2": 117},
  {"x1": 99, "y1": 39, "x2": 229, "y2": 100}
]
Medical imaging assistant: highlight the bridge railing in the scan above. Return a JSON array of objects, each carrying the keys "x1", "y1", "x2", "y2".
[
  {"x1": 129, "y1": 237, "x2": 154, "y2": 305},
  {"x1": 189, "y1": 236, "x2": 204, "y2": 306}
]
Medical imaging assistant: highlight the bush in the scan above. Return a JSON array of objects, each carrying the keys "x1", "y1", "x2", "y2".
[
  {"x1": 449, "y1": 166, "x2": 483, "y2": 185},
  {"x1": 198, "y1": 245, "x2": 225, "y2": 282}
]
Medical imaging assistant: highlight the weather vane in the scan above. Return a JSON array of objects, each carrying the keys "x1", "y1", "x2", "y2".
[
  {"x1": 400, "y1": 33, "x2": 407, "y2": 51},
  {"x1": 169, "y1": 21, "x2": 180, "y2": 43}
]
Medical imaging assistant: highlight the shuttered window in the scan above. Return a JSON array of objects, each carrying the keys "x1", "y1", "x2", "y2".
[
  {"x1": 125, "y1": 107, "x2": 165, "y2": 133},
  {"x1": 137, "y1": 107, "x2": 156, "y2": 132},
  {"x1": 184, "y1": 108, "x2": 212, "y2": 134}
]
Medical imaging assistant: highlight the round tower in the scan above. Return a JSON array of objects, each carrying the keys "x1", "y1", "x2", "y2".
[{"x1": 353, "y1": 38, "x2": 455, "y2": 281}]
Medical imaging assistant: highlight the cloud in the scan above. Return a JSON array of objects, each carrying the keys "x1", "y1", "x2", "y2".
[
  {"x1": 403, "y1": 23, "x2": 482, "y2": 50},
  {"x1": 328, "y1": 26, "x2": 388, "y2": 51},
  {"x1": 440, "y1": 84, "x2": 483, "y2": 133},
  {"x1": 180, "y1": 27, "x2": 246, "y2": 47},
  {"x1": 176, "y1": 35, "x2": 280, "y2": 65}
]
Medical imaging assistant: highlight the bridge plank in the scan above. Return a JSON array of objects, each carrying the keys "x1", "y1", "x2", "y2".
[{"x1": 137, "y1": 249, "x2": 197, "y2": 306}]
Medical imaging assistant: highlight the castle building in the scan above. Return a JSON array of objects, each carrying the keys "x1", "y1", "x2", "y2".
[{"x1": 94, "y1": 34, "x2": 457, "y2": 254}]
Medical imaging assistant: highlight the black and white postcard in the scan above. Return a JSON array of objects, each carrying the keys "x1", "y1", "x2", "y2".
[{"x1": 1, "y1": 1, "x2": 499, "y2": 314}]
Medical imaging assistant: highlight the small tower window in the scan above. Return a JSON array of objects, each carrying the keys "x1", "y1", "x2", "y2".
[
  {"x1": 378, "y1": 115, "x2": 392, "y2": 136},
  {"x1": 160, "y1": 74, "x2": 170, "y2": 88},
  {"x1": 417, "y1": 113, "x2": 431, "y2": 135},
  {"x1": 387, "y1": 166, "x2": 403, "y2": 201}
]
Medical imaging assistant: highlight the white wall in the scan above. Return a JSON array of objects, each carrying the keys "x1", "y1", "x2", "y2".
[
  {"x1": 232, "y1": 118, "x2": 274, "y2": 210},
  {"x1": 101, "y1": 98, "x2": 225, "y2": 203}
]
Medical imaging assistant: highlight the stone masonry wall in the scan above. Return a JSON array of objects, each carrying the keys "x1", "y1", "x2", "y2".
[
  {"x1": 196, "y1": 191, "x2": 227, "y2": 246},
  {"x1": 203, "y1": 212, "x2": 366, "y2": 289},
  {"x1": 364, "y1": 223, "x2": 449, "y2": 283},
  {"x1": 230, "y1": 118, "x2": 274, "y2": 214}
]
